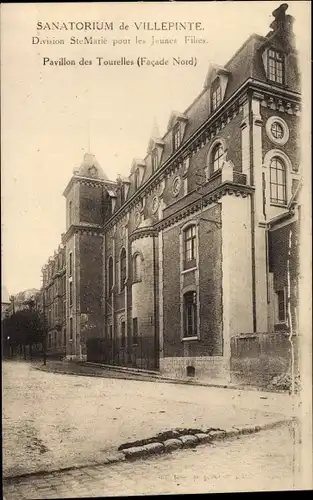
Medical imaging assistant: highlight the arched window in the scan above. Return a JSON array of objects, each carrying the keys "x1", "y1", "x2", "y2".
[
  {"x1": 183, "y1": 291, "x2": 197, "y2": 338},
  {"x1": 120, "y1": 248, "x2": 127, "y2": 291},
  {"x1": 211, "y1": 78, "x2": 221, "y2": 111},
  {"x1": 270, "y1": 157, "x2": 287, "y2": 205},
  {"x1": 108, "y1": 256, "x2": 113, "y2": 292},
  {"x1": 134, "y1": 168, "x2": 140, "y2": 191},
  {"x1": 133, "y1": 253, "x2": 142, "y2": 282},
  {"x1": 212, "y1": 143, "x2": 224, "y2": 173}
]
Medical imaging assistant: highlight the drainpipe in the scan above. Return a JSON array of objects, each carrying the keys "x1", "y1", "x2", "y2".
[
  {"x1": 152, "y1": 234, "x2": 159, "y2": 370},
  {"x1": 249, "y1": 93, "x2": 257, "y2": 333}
]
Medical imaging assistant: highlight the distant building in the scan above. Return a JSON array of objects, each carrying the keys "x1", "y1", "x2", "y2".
[
  {"x1": 41, "y1": 4, "x2": 301, "y2": 381},
  {"x1": 5, "y1": 288, "x2": 40, "y2": 317},
  {"x1": 41, "y1": 245, "x2": 66, "y2": 356}
]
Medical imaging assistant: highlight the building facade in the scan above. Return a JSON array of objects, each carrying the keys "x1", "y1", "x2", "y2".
[
  {"x1": 41, "y1": 4, "x2": 301, "y2": 380},
  {"x1": 42, "y1": 246, "x2": 66, "y2": 357}
]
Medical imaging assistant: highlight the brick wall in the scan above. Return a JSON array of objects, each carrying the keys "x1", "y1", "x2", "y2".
[
  {"x1": 261, "y1": 107, "x2": 300, "y2": 172},
  {"x1": 162, "y1": 204, "x2": 223, "y2": 360},
  {"x1": 79, "y1": 183, "x2": 105, "y2": 225},
  {"x1": 79, "y1": 233, "x2": 103, "y2": 341},
  {"x1": 268, "y1": 219, "x2": 299, "y2": 332}
]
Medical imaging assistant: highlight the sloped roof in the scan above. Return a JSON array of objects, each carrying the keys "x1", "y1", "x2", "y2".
[{"x1": 75, "y1": 153, "x2": 109, "y2": 181}]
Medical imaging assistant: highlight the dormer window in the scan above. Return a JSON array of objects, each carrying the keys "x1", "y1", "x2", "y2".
[
  {"x1": 268, "y1": 49, "x2": 284, "y2": 84},
  {"x1": 211, "y1": 78, "x2": 221, "y2": 111},
  {"x1": 134, "y1": 168, "x2": 140, "y2": 191},
  {"x1": 151, "y1": 148, "x2": 158, "y2": 172},
  {"x1": 173, "y1": 123, "x2": 181, "y2": 152},
  {"x1": 88, "y1": 166, "x2": 97, "y2": 177}
]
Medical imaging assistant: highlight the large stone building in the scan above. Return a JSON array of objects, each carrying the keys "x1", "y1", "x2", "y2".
[{"x1": 41, "y1": 4, "x2": 301, "y2": 381}]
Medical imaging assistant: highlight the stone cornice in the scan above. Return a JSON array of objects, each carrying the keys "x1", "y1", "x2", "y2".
[
  {"x1": 62, "y1": 223, "x2": 103, "y2": 243},
  {"x1": 129, "y1": 227, "x2": 158, "y2": 243},
  {"x1": 104, "y1": 77, "x2": 300, "y2": 231},
  {"x1": 63, "y1": 175, "x2": 117, "y2": 198},
  {"x1": 155, "y1": 182, "x2": 254, "y2": 231}
]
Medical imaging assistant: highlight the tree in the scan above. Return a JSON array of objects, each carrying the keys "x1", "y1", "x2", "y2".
[{"x1": 2, "y1": 308, "x2": 45, "y2": 359}]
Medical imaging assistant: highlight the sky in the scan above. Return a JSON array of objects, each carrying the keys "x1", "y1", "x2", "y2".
[{"x1": 1, "y1": 1, "x2": 310, "y2": 295}]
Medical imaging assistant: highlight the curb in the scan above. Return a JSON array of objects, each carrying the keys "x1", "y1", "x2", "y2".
[{"x1": 3, "y1": 417, "x2": 295, "y2": 484}]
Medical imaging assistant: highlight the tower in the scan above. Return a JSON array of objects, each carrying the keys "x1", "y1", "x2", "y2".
[{"x1": 62, "y1": 153, "x2": 116, "y2": 359}]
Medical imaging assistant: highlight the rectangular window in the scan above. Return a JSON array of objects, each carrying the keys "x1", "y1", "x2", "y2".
[
  {"x1": 63, "y1": 328, "x2": 66, "y2": 346},
  {"x1": 108, "y1": 257, "x2": 113, "y2": 293},
  {"x1": 173, "y1": 123, "x2": 181, "y2": 152},
  {"x1": 184, "y1": 226, "x2": 196, "y2": 264},
  {"x1": 212, "y1": 85, "x2": 221, "y2": 111},
  {"x1": 120, "y1": 250, "x2": 127, "y2": 291},
  {"x1": 69, "y1": 317, "x2": 73, "y2": 339},
  {"x1": 270, "y1": 158, "x2": 286, "y2": 205},
  {"x1": 184, "y1": 292, "x2": 197, "y2": 338},
  {"x1": 133, "y1": 318, "x2": 138, "y2": 345},
  {"x1": 68, "y1": 201, "x2": 72, "y2": 226},
  {"x1": 151, "y1": 149, "x2": 158, "y2": 172},
  {"x1": 276, "y1": 290, "x2": 286, "y2": 323},
  {"x1": 121, "y1": 321, "x2": 126, "y2": 348},
  {"x1": 69, "y1": 252, "x2": 72, "y2": 277},
  {"x1": 69, "y1": 281, "x2": 73, "y2": 306},
  {"x1": 48, "y1": 333, "x2": 52, "y2": 349},
  {"x1": 268, "y1": 49, "x2": 284, "y2": 84},
  {"x1": 109, "y1": 324, "x2": 113, "y2": 340}
]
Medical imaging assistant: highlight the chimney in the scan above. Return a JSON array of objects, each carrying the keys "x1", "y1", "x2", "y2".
[{"x1": 270, "y1": 4, "x2": 294, "y2": 36}]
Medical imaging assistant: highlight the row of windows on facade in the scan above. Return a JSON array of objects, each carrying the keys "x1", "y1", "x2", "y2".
[
  {"x1": 47, "y1": 285, "x2": 287, "y2": 350},
  {"x1": 47, "y1": 299, "x2": 66, "y2": 327},
  {"x1": 106, "y1": 227, "x2": 197, "y2": 295},
  {"x1": 45, "y1": 252, "x2": 65, "y2": 280},
  {"x1": 46, "y1": 275, "x2": 66, "y2": 304}
]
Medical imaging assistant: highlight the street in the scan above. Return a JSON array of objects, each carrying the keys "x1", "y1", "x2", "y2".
[
  {"x1": 4, "y1": 424, "x2": 300, "y2": 498},
  {"x1": 3, "y1": 360, "x2": 299, "y2": 477}
]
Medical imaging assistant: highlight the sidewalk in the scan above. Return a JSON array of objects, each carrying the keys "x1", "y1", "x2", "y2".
[{"x1": 31, "y1": 359, "x2": 283, "y2": 393}]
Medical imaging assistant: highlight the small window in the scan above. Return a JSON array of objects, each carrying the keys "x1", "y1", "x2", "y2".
[
  {"x1": 109, "y1": 324, "x2": 113, "y2": 340},
  {"x1": 151, "y1": 148, "x2": 158, "y2": 172},
  {"x1": 184, "y1": 225, "x2": 196, "y2": 265},
  {"x1": 121, "y1": 321, "x2": 126, "y2": 348},
  {"x1": 276, "y1": 290, "x2": 286, "y2": 323},
  {"x1": 133, "y1": 318, "x2": 138, "y2": 345},
  {"x1": 186, "y1": 366, "x2": 195, "y2": 377},
  {"x1": 211, "y1": 78, "x2": 221, "y2": 111},
  {"x1": 184, "y1": 291, "x2": 197, "y2": 338},
  {"x1": 108, "y1": 256, "x2": 113, "y2": 292},
  {"x1": 212, "y1": 144, "x2": 224, "y2": 173},
  {"x1": 48, "y1": 333, "x2": 52, "y2": 349},
  {"x1": 120, "y1": 248, "x2": 127, "y2": 291},
  {"x1": 63, "y1": 329, "x2": 66, "y2": 346},
  {"x1": 270, "y1": 122, "x2": 284, "y2": 140},
  {"x1": 270, "y1": 157, "x2": 287, "y2": 205},
  {"x1": 69, "y1": 281, "x2": 73, "y2": 306},
  {"x1": 268, "y1": 49, "x2": 284, "y2": 84},
  {"x1": 133, "y1": 253, "x2": 142, "y2": 282},
  {"x1": 173, "y1": 123, "x2": 181, "y2": 152}
]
